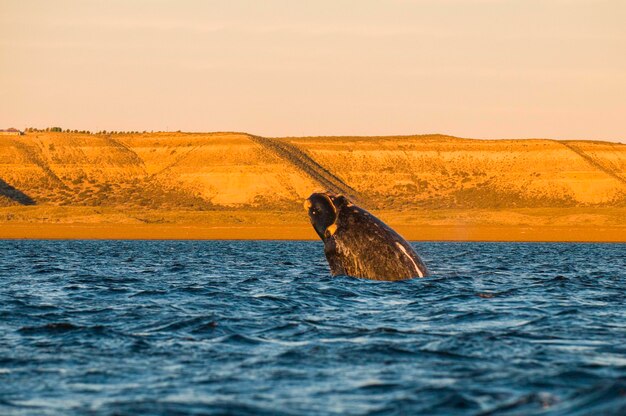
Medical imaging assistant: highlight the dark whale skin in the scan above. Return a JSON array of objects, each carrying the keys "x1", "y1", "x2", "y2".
[{"x1": 306, "y1": 192, "x2": 429, "y2": 281}]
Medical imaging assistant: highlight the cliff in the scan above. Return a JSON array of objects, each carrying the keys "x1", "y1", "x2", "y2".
[
  {"x1": 1, "y1": 132, "x2": 624, "y2": 210},
  {"x1": 1, "y1": 132, "x2": 625, "y2": 240}
]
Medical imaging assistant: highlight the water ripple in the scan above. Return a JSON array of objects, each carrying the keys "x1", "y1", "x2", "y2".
[{"x1": 0, "y1": 240, "x2": 625, "y2": 415}]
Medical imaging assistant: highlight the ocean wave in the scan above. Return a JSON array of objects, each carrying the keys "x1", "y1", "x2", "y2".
[{"x1": 0, "y1": 241, "x2": 624, "y2": 415}]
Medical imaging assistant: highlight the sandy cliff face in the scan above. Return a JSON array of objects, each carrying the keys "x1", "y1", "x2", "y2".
[
  {"x1": 121, "y1": 133, "x2": 317, "y2": 208},
  {"x1": 290, "y1": 136, "x2": 626, "y2": 209},
  {"x1": 0, "y1": 132, "x2": 625, "y2": 210},
  {"x1": 0, "y1": 132, "x2": 317, "y2": 209}
]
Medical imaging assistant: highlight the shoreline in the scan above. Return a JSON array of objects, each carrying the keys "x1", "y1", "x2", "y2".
[{"x1": 1, "y1": 223, "x2": 624, "y2": 242}]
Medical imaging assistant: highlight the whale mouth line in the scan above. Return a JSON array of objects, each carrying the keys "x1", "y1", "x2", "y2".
[{"x1": 395, "y1": 242, "x2": 424, "y2": 278}]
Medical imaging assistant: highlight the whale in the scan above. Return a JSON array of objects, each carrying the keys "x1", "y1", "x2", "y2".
[{"x1": 305, "y1": 192, "x2": 429, "y2": 281}]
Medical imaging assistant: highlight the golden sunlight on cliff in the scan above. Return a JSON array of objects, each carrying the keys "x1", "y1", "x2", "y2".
[{"x1": 0, "y1": 132, "x2": 624, "y2": 241}]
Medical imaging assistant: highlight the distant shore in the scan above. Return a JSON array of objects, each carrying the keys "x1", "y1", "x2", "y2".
[
  {"x1": 1, "y1": 206, "x2": 625, "y2": 242},
  {"x1": 2, "y1": 132, "x2": 625, "y2": 242},
  {"x1": 1, "y1": 223, "x2": 624, "y2": 242}
]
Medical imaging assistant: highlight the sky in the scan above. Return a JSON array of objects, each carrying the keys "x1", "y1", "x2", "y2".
[{"x1": 1, "y1": 0, "x2": 625, "y2": 140}]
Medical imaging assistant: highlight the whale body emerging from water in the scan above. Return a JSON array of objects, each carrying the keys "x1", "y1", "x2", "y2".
[{"x1": 305, "y1": 192, "x2": 429, "y2": 281}]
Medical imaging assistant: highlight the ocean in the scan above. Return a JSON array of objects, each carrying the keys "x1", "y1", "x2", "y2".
[{"x1": 0, "y1": 240, "x2": 625, "y2": 415}]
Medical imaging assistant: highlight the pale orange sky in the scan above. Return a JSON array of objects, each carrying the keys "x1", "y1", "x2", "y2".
[{"x1": 1, "y1": 0, "x2": 625, "y2": 141}]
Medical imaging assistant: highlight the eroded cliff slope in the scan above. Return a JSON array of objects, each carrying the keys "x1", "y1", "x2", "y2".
[{"x1": 1, "y1": 132, "x2": 625, "y2": 211}]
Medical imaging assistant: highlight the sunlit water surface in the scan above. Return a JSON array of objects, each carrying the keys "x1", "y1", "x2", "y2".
[{"x1": 0, "y1": 241, "x2": 625, "y2": 415}]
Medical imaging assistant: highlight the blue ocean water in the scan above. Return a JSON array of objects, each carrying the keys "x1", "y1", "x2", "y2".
[{"x1": 0, "y1": 240, "x2": 625, "y2": 415}]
